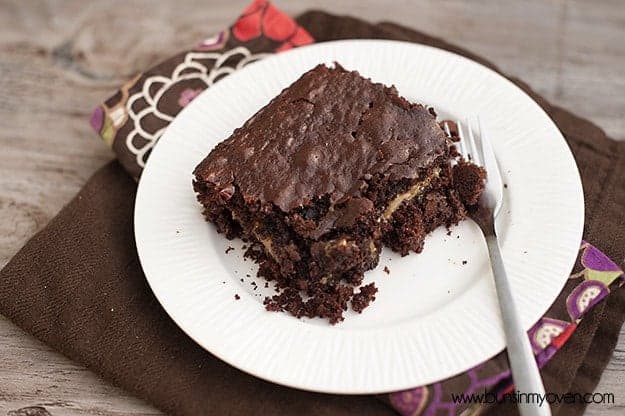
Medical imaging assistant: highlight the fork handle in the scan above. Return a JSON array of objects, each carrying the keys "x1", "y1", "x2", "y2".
[{"x1": 485, "y1": 235, "x2": 552, "y2": 416}]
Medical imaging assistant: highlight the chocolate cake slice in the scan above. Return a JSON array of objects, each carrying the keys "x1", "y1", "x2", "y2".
[{"x1": 193, "y1": 64, "x2": 485, "y2": 323}]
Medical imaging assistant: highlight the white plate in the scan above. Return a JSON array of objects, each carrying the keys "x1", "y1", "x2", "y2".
[{"x1": 135, "y1": 40, "x2": 584, "y2": 394}]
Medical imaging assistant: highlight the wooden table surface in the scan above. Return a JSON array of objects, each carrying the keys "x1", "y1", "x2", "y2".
[{"x1": 1, "y1": 1, "x2": 624, "y2": 415}]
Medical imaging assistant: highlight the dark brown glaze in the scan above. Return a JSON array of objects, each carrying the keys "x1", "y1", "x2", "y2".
[{"x1": 194, "y1": 64, "x2": 448, "y2": 214}]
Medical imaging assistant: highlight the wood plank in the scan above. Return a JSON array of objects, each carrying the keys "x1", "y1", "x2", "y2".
[{"x1": 1, "y1": 0, "x2": 623, "y2": 414}]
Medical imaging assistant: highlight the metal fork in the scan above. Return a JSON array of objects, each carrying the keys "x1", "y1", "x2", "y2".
[{"x1": 445, "y1": 119, "x2": 551, "y2": 416}]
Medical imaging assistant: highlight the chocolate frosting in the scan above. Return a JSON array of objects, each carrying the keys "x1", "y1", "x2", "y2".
[{"x1": 194, "y1": 64, "x2": 447, "y2": 212}]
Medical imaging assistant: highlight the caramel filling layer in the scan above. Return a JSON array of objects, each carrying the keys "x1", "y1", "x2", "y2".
[{"x1": 382, "y1": 168, "x2": 440, "y2": 220}]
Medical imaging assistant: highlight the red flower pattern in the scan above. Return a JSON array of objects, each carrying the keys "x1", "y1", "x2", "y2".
[
  {"x1": 232, "y1": 0, "x2": 313, "y2": 52},
  {"x1": 551, "y1": 322, "x2": 577, "y2": 349}
]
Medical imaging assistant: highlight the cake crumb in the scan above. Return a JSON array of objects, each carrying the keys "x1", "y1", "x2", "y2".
[
  {"x1": 453, "y1": 161, "x2": 487, "y2": 206},
  {"x1": 462, "y1": 260, "x2": 468, "y2": 265},
  {"x1": 383, "y1": 266, "x2": 390, "y2": 274},
  {"x1": 352, "y1": 283, "x2": 378, "y2": 313},
  {"x1": 225, "y1": 246, "x2": 234, "y2": 254},
  {"x1": 503, "y1": 183, "x2": 508, "y2": 189},
  {"x1": 234, "y1": 294, "x2": 240, "y2": 300},
  {"x1": 446, "y1": 230, "x2": 452, "y2": 236}
]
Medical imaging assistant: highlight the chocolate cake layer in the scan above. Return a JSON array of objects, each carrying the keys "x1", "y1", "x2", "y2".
[
  {"x1": 193, "y1": 64, "x2": 485, "y2": 323},
  {"x1": 193, "y1": 63, "x2": 448, "y2": 214}
]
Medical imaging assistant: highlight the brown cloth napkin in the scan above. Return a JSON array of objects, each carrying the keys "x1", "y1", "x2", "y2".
[{"x1": 1, "y1": 10, "x2": 624, "y2": 416}]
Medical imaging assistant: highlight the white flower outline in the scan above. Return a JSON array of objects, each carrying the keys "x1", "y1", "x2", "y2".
[{"x1": 126, "y1": 46, "x2": 270, "y2": 168}]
